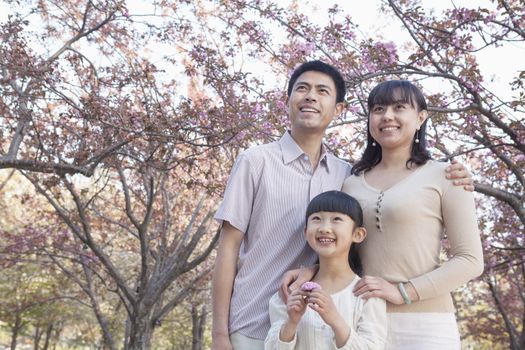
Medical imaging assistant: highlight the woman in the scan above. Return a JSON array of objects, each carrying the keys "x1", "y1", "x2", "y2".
[
  {"x1": 342, "y1": 80, "x2": 483, "y2": 349},
  {"x1": 281, "y1": 80, "x2": 483, "y2": 349}
]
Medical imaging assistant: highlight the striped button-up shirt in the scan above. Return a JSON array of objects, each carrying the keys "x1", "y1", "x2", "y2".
[{"x1": 215, "y1": 131, "x2": 352, "y2": 340}]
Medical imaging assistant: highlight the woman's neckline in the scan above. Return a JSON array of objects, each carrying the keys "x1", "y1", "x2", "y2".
[{"x1": 361, "y1": 160, "x2": 432, "y2": 193}]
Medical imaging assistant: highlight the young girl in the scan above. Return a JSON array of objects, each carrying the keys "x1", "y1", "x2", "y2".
[
  {"x1": 264, "y1": 191, "x2": 387, "y2": 350},
  {"x1": 342, "y1": 80, "x2": 484, "y2": 349}
]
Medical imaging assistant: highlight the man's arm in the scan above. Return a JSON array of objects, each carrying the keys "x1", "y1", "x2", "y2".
[{"x1": 211, "y1": 221, "x2": 243, "y2": 350}]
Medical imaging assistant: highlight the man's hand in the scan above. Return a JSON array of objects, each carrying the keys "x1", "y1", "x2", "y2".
[
  {"x1": 446, "y1": 159, "x2": 474, "y2": 191},
  {"x1": 279, "y1": 265, "x2": 318, "y2": 302},
  {"x1": 211, "y1": 333, "x2": 233, "y2": 350}
]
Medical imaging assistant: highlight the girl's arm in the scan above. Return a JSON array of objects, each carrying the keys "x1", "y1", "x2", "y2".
[{"x1": 264, "y1": 292, "x2": 302, "y2": 350}]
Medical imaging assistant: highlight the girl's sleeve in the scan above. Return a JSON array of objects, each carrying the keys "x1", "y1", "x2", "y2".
[
  {"x1": 409, "y1": 174, "x2": 484, "y2": 300},
  {"x1": 264, "y1": 293, "x2": 297, "y2": 350},
  {"x1": 337, "y1": 296, "x2": 387, "y2": 350}
]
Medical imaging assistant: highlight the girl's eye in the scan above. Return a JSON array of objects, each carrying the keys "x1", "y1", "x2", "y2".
[
  {"x1": 310, "y1": 216, "x2": 320, "y2": 221},
  {"x1": 296, "y1": 85, "x2": 307, "y2": 91},
  {"x1": 333, "y1": 216, "x2": 343, "y2": 221},
  {"x1": 372, "y1": 106, "x2": 383, "y2": 112},
  {"x1": 396, "y1": 104, "x2": 406, "y2": 109}
]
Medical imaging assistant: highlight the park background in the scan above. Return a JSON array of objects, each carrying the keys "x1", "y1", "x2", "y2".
[{"x1": 0, "y1": 0, "x2": 523, "y2": 349}]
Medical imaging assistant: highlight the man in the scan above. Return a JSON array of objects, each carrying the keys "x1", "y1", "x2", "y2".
[{"x1": 211, "y1": 61, "x2": 471, "y2": 350}]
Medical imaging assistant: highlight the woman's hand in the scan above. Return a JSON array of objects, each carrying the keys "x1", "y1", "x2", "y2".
[
  {"x1": 353, "y1": 276, "x2": 409, "y2": 305},
  {"x1": 279, "y1": 265, "x2": 318, "y2": 302}
]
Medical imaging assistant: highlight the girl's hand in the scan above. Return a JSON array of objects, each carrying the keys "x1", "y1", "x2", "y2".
[
  {"x1": 306, "y1": 289, "x2": 344, "y2": 327},
  {"x1": 352, "y1": 276, "x2": 405, "y2": 305},
  {"x1": 306, "y1": 289, "x2": 350, "y2": 347},
  {"x1": 286, "y1": 288, "x2": 308, "y2": 324}
]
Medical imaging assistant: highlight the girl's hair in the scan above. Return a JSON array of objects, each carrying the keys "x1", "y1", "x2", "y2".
[
  {"x1": 306, "y1": 191, "x2": 363, "y2": 276},
  {"x1": 352, "y1": 80, "x2": 432, "y2": 175}
]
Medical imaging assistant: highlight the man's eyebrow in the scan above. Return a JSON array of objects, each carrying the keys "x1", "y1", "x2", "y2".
[
  {"x1": 315, "y1": 83, "x2": 333, "y2": 91},
  {"x1": 294, "y1": 80, "x2": 311, "y2": 87},
  {"x1": 295, "y1": 81, "x2": 333, "y2": 91}
]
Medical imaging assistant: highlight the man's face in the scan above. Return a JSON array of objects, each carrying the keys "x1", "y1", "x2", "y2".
[{"x1": 287, "y1": 70, "x2": 344, "y2": 134}]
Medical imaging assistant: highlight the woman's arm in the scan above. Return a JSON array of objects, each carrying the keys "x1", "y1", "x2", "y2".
[{"x1": 408, "y1": 177, "x2": 484, "y2": 300}]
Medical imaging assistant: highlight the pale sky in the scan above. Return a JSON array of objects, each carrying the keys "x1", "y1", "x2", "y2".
[{"x1": 1, "y1": 0, "x2": 523, "y2": 99}]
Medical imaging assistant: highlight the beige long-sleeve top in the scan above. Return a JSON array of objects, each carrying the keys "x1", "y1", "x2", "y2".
[{"x1": 342, "y1": 160, "x2": 484, "y2": 313}]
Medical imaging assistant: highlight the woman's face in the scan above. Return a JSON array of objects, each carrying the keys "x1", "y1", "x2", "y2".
[{"x1": 369, "y1": 100, "x2": 427, "y2": 152}]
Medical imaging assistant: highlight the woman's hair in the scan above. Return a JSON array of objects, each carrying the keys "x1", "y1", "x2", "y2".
[
  {"x1": 305, "y1": 191, "x2": 363, "y2": 276},
  {"x1": 352, "y1": 80, "x2": 432, "y2": 175}
]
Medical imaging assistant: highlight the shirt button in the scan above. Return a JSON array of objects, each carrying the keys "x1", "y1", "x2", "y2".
[{"x1": 303, "y1": 155, "x2": 308, "y2": 160}]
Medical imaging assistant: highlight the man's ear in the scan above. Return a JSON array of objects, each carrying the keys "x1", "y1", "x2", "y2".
[
  {"x1": 352, "y1": 227, "x2": 367, "y2": 243},
  {"x1": 334, "y1": 102, "x2": 345, "y2": 116}
]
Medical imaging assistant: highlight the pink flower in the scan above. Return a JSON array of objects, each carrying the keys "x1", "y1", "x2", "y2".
[{"x1": 301, "y1": 281, "x2": 322, "y2": 291}]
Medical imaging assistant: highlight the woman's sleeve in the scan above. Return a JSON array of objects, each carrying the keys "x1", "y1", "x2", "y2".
[
  {"x1": 264, "y1": 293, "x2": 297, "y2": 350},
  {"x1": 409, "y1": 176, "x2": 484, "y2": 300}
]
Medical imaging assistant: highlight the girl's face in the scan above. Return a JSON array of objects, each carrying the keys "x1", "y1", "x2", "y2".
[
  {"x1": 369, "y1": 99, "x2": 427, "y2": 152},
  {"x1": 304, "y1": 211, "x2": 364, "y2": 259}
]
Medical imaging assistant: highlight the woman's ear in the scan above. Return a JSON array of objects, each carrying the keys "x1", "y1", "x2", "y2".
[
  {"x1": 418, "y1": 109, "x2": 428, "y2": 128},
  {"x1": 352, "y1": 227, "x2": 367, "y2": 243}
]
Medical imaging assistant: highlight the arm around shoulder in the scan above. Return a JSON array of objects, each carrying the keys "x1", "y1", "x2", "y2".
[
  {"x1": 410, "y1": 176, "x2": 484, "y2": 301},
  {"x1": 441, "y1": 181, "x2": 484, "y2": 277}
]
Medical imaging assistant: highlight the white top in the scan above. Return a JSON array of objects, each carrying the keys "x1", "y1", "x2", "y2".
[{"x1": 264, "y1": 277, "x2": 387, "y2": 350}]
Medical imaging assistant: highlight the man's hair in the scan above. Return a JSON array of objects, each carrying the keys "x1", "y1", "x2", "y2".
[{"x1": 287, "y1": 60, "x2": 346, "y2": 103}]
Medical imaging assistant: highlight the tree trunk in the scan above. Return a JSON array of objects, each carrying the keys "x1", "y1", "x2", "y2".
[
  {"x1": 10, "y1": 312, "x2": 22, "y2": 350},
  {"x1": 487, "y1": 276, "x2": 519, "y2": 349},
  {"x1": 33, "y1": 326, "x2": 42, "y2": 350},
  {"x1": 191, "y1": 304, "x2": 207, "y2": 350},
  {"x1": 126, "y1": 314, "x2": 154, "y2": 350},
  {"x1": 42, "y1": 323, "x2": 53, "y2": 350}
]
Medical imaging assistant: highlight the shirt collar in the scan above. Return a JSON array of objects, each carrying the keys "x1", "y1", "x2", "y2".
[{"x1": 279, "y1": 131, "x2": 330, "y2": 170}]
